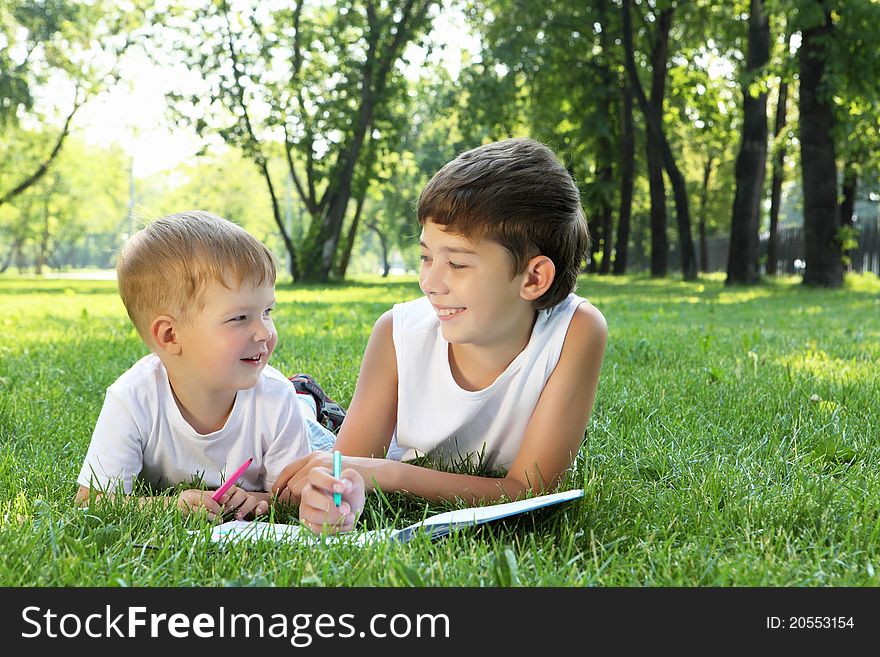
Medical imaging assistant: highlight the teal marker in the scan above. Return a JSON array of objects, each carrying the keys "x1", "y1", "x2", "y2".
[{"x1": 333, "y1": 449, "x2": 342, "y2": 507}]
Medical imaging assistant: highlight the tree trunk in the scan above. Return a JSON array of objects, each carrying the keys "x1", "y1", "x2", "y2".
[
  {"x1": 598, "y1": 184, "x2": 614, "y2": 274},
  {"x1": 698, "y1": 157, "x2": 714, "y2": 272},
  {"x1": 368, "y1": 221, "x2": 390, "y2": 277},
  {"x1": 646, "y1": 8, "x2": 672, "y2": 278},
  {"x1": 15, "y1": 242, "x2": 27, "y2": 274},
  {"x1": 621, "y1": 1, "x2": 696, "y2": 280},
  {"x1": 260, "y1": 158, "x2": 299, "y2": 280},
  {"x1": 667, "y1": 164, "x2": 698, "y2": 280},
  {"x1": 35, "y1": 196, "x2": 51, "y2": 276},
  {"x1": 799, "y1": 6, "x2": 842, "y2": 287},
  {"x1": 335, "y1": 186, "x2": 369, "y2": 280},
  {"x1": 646, "y1": 146, "x2": 667, "y2": 276},
  {"x1": 596, "y1": 0, "x2": 615, "y2": 276},
  {"x1": 0, "y1": 242, "x2": 16, "y2": 273},
  {"x1": 612, "y1": 78, "x2": 634, "y2": 275},
  {"x1": 586, "y1": 209, "x2": 602, "y2": 273},
  {"x1": 299, "y1": 0, "x2": 432, "y2": 282},
  {"x1": 840, "y1": 162, "x2": 857, "y2": 229},
  {"x1": 840, "y1": 161, "x2": 857, "y2": 270},
  {"x1": 726, "y1": 0, "x2": 770, "y2": 285},
  {"x1": 766, "y1": 79, "x2": 789, "y2": 276},
  {"x1": 306, "y1": 126, "x2": 370, "y2": 281}
]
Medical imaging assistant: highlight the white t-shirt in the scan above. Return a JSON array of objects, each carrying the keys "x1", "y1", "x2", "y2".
[
  {"x1": 390, "y1": 293, "x2": 586, "y2": 471},
  {"x1": 77, "y1": 354, "x2": 309, "y2": 494}
]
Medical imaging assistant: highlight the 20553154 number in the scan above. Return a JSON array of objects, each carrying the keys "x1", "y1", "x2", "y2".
[{"x1": 788, "y1": 616, "x2": 854, "y2": 629}]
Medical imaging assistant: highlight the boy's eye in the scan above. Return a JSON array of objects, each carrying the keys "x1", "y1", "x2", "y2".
[
  {"x1": 263, "y1": 307, "x2": 274, "y2": 316},
  {"x1": 419, "y1": 254, "x2": 432, "y2": 263},
  {"x1": 231, "y1": 315, "x2": 247, "y2": 322},
  {"x1": 448, "y1": 262, "x2": 466, "y2": 270}
]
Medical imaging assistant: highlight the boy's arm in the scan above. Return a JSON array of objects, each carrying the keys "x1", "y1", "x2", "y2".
[
  {"x1": 272, "y1": 309, "x2": 398, "y2": 500},
  {"x1": 334, "y1": 309, "x2": 400, "y2": 457},
  {"x1": 76, "y1": 484, "x2": 273, "y2": 518},
  {"x1": 498, "y1": 303, "x2": 607, "y2": 496}
]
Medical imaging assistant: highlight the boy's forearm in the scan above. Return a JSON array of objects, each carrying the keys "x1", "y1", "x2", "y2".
[
  {"x1": 76, "y1": 489, "x2": 276, "y2": 508},
  {"x1": 375, "y1": 461, "x2": 532, "y2": 504}
]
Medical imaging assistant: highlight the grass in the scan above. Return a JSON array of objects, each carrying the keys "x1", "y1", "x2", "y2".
[{"x1": 0, "y1": 272, "x2": 878, "y2": 586}]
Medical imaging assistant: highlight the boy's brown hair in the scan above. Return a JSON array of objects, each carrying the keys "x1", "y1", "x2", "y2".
[
  {"x1": 417, "y1": 137, "x2": 590, "y2": 310},
  {"x1": 116, "y1": 210, "x2": 276, "y2": 341}
]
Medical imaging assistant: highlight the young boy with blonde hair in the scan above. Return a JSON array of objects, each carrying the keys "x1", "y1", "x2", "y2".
[
  {"x1": 278, "y1": 138, "x2": 607, "y2": 529},
  {"x1": 75, "y1": 211, "x2": 364, "y2": 530}
]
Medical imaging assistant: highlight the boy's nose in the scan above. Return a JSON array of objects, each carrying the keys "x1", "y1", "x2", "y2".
[
  {"x1": 421, "y1": 264, "x2": 447, "y2": 295},
  {"x1": 253, "y1": 318, "x2": 272, "y2": 341}
]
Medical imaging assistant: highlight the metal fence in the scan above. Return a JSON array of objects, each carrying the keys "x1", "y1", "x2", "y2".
[{"x1": 631, "y1": 216, "x2": 880, "y2": 276}]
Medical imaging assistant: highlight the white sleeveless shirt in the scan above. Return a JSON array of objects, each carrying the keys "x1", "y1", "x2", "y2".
[{"x1": 390, "y1": 293, "x2": 586, "y2": 471}]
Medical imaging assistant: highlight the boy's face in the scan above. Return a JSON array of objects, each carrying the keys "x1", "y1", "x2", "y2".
[
  {"x1": 170, "y1": 277, "x2": 277, "y2": 393},
  {"x1": 419, "y1": 220, "x2": 533, "y2": 347}
]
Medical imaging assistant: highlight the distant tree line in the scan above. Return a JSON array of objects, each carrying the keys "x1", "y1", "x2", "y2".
[{"x1": 2, "y1": 0, "x2": 878, "y2": 288}]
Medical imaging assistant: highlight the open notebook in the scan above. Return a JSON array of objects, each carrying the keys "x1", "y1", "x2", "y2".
[{"x1": 198, "y1": 488, "x2": 583, "y2": 546}]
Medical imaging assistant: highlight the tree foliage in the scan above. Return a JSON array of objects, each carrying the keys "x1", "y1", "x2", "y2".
[
  {"x1": 158, "y1": 0, "x2": 437, "y2": 282},
  {"x1": 0, "y1": 0, "x2": 144, "y2": 207}
]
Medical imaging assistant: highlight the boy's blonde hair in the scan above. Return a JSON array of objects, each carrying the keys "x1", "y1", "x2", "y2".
[{"x1": 117, "y1": 210, "x2": 276, "y2": 340}]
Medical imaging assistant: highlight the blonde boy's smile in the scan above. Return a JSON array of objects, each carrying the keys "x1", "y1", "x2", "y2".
[{"x1": 240, "y1": 348, "x2": 270, "y2": 364}]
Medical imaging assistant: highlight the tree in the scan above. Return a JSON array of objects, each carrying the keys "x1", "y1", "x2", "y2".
[
  {"x1": 765, "y1": 71, "x2": 790, "y2": 277},
  {"x1": 612, "y1": 78, "x2": 635, "y2": 274},
  {"x1": 463, "y1": 1, "x2": 627, "y2": 274},
  {"x1": 726, "y1": 0, "x2": 770, "y2": 285},
  {"x1": 344, "y1": 67, "x2": 463, "y2": 277},
  {"x1": 621, "y1": 0, "x2": 697, "y2": 280},
  {"x1": 136, "y1": 147, "x2": 283, "y2": 254},
  {"x1": 798, "y1": 2, "x2": 841, "y2": 286},
  {"x1": 161, "y1": 0, "x2": 436, "y2": 282},
  {"x1": 0, "y1": 0, "x2": 142, "y2": 207},
  {"x1": 825, "y1": 3, "x2": 880, "y2": 272},
  {"x1": 665, "y1": 37, "x2": 739, "y2": 274},
  {"x1": 0, "y1": 136, "x2": 128, "y2": 272}
]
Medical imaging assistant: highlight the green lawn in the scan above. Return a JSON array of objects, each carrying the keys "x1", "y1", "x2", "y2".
[{"x1": 1, "y1": 272, "x2": 878, "y2": 586}]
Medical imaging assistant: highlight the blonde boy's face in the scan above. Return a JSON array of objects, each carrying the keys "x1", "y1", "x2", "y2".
[
  {"x1": 169, "y1": 277, "x2": 277, "y2": 394},
  {"x1": 418, "y1": 220, "x2": 533, "y2": 346}
]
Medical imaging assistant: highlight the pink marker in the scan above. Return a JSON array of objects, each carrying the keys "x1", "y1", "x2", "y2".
[{"x1": 211, "y1": 457, "x2": 254, "y2": 503}]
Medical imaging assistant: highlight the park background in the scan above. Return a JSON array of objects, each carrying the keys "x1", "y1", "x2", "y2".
[{"x1": 1, "y1": 0, "x2": 879, "y2": 586}]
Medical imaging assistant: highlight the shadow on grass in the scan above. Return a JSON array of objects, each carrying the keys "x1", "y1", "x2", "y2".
[{"x1": 581, "y1": 273, "x2": 880, "y2": 322}]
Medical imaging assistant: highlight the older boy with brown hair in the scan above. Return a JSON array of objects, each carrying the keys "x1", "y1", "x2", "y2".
[{"x1": 278, "y1": 138, "x2": 607, "y2": 529}]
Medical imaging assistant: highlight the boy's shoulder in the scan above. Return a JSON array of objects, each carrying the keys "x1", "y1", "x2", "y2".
[
  {"x1": 560, "y1": 299, "x2": 607, "y2": 360},
  {"x1": 107, "y1": 353, "x2": 165, "y2": 396},
  {"x1": 390, "y1": 296, "x2": 435, "y2": 333},
  {"x1": 255, "y1": 363, "x2": 297, "y2": 399},
  {"x1": 570, "y1": 298, "x2": 607, "y2": 333}
]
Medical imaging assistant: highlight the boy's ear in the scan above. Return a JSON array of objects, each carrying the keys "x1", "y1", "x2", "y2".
[
  {"x1": 150, "y1": 315, "x2": 181, "y2": 355},
  {"x1": 520, "y1": 255, "x2": 556, "y2": 302}
]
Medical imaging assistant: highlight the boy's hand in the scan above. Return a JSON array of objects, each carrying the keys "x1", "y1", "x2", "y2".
[
  {"x1": 273, "y1": 452, "x2": 334, "y2": 503},
  {"x1": 273, "y1": 452, "x2": 384, "y2": 503},
  {"x1": 177, "y1": 489, "x2": 223, "y2": 518},
  {"x1": 177, "y1": 487, "x2": 269, "y2": 520},
  {"x1": 298, "y1": 467, "x2": 365, "y2": 535}
]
